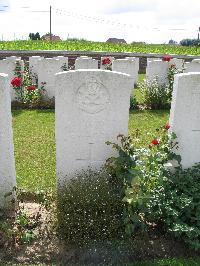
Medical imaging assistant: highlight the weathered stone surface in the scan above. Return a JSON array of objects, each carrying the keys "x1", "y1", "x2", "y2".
[
  {"x1": 146, "y1": 60, "x2": 169, "y2": 85},
  {"x1": 29, "y1": 56, "x2": 44, "y2": 83},
  {"x1": 6, "y1": 56, "x2": 21, "y2": 61},
  {"x1": 54, "y1": 56, "x2": 68, "y2": 69},
  {"x1": 147, "y1": 58, "x2": 162, "y2": 63},
  {"x1": 169, "y1": 72, "x2": 200, "y2": 168},
  {"x1": 0, "y1": 73, "x2": 16, "y2": 210},
  {"x1": 37, "y1": 58, "x2": 64, "y2": 99},
  {"x1": 112, "y1": 57, "x2": 139, "y2": 85},
  {"x1": 184, "y1": 61, "x2": 200, "y2": 72},
  {"x1": 75, "y1": 57, "x2": 98, "y2": 70},
  {"x1": 0, "y1": 58, "x2": 24, "y2": 101},
  {"x1": 55, "y1": 70, "x2": 133, "y2": 186},
  {"x1": 169, "y1": 58, "x2": 184, "y2": 70}
]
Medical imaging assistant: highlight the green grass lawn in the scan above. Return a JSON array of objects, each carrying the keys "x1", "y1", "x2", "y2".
[
  {"x1": 12, "y1": 110, "x2": 55, "y2": 191},
  {"x1": 133, "y1": 73, "x2": 145, "y2": 103},
  {"x1": 12, "y1": 109, "x2": 169, "y2": 192}
]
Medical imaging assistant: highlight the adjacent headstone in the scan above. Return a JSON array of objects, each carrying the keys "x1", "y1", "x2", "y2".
[
  {"x1": 147, "y1": 58, "x2": 162, "y2": 63},
  {"x1": 6, "y1": 56, "x2": 21, "y2": 61},
  {"x1": 192, "y1": 59, "x2": 200, "y2": 63},
  {"x1": 37, "y1": 58, "x2": 64, "y2": 99},
  {"x1": 55, "y1": 70, "x2": 133, "y2": 186},
  {"x1": 146, "y1": 60, "x2": 169, "y2": 86},
  {"x1": 112, "y1": 57, "x2": 139, "y2": 86},
  {"x1": 0, "y1": 58, "x2": 24, "y2": 101},
  {"x1": 75, "y1": 56, "x2": 98, "y2": 70},
  {"x1": 54, "y1": 55, "x2": 68, "y2": 66},
  {"x1": 0, "y1": 73, "x2": 16, "y2": 211},
  {"x1": 169, "y1": 58, "x2": 184, "y2": 70},
  {"x1": 29, "y1": 56, "x2": 44, "y2": 84},
  {"x1": 184, "y1": 61, "x2": 200, "y2": 73},
  {"x1": 169, "y1": 72, "x2": 200, "y2": 168}
]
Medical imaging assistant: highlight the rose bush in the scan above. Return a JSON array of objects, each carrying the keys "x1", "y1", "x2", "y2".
[{"x1": 11, "y1": 61, "x2": 46, "y2": 104}]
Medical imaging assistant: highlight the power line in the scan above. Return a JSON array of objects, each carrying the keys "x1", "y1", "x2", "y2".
[{"x1": 51, "y1": 6, "x2": 197, "y2": 33}]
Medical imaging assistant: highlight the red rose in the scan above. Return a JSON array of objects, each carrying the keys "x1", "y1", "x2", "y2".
[
  {"x1": 162, "y1": 55, "x2": 172, "y2": 62},
  {"x1": 26, "y1": 85, "x2": 36, "y2": 91},
  {"x1": 102, "y1": 58, "x2": 111, "y2": 65},
  {"x1": 151, "y1": 139, "x2": 159, "y2": 145},
  {"x1": 165, "y1": 123, "x2": 170, "y2": 130},
  {"x1": 11, "y1": 77, "x2": 22, "y2": 87}
]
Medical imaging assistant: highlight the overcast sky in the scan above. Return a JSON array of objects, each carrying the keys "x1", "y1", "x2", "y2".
[{"x1": 0, "y1": 0, "x2": 199, "y2": 43}]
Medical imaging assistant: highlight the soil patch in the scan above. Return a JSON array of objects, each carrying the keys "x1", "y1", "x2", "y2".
[{"x1": 0, "y1": 201, "x2": 200, "y2": 265}]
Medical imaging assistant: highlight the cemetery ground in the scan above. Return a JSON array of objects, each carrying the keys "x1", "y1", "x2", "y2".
[
  {"x1": 1, "y1": 111, "x2": 200, "y2": 263},
  {"x1": 1, "y1": 73, "x2": 200, "y2": 265}
]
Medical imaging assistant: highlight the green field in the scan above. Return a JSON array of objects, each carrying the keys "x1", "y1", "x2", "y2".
[
  {"x1": 12, "y1": 109, "x2": 169, "y2": 192},
  {"x1": 1, "y1": 40, "x2": 200, "y2": 56}
]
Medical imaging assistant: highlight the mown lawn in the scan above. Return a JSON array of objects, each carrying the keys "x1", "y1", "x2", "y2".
[
  {"x1": 12, "y1": 110, "x2": 55, "y2": 192},
  {"x1": 12, "y1": 109, "x2": 169, "y2": 192}
]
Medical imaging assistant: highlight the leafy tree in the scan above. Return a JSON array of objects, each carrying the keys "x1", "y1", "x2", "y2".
[
  {"x1": 168, "y1": 39, "x2": 177, "y2": 44},
  {"x1": 180, "y1": 38, "x2": 199, "y2": 46},
  {"x1": 29, "y1": 32, "x2": 41, "y2": 40}
]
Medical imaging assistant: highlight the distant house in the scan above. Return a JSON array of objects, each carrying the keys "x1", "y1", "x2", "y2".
[
  {"x1": 41, "y1": 34, "x2": 61, "y2": 41},
  {"x1": 106, "y1": 38, "x2": 127, "y2": 44}
]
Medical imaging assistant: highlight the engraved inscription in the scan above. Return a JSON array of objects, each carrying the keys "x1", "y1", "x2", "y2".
[{"x1": 76, "y1": 77, "x2": 110, "y2": 113}]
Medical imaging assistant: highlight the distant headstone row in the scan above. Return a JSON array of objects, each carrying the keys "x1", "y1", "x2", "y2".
[
  {"x1": 0, "y1": 56, "x2": 139, "y2": 102},
  {"x1": 146, "y1": 57, "x2": 200, "y2": 86}
]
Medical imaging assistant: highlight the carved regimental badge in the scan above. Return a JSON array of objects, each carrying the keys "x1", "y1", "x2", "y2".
[{"x1": 76, "y1": 76, "x2": 110, "y2": 113}]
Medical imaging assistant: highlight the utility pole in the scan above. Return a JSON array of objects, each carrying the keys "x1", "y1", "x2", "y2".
[{"x1": 50, "y1": 5, "x2": 52, "y2": 41}]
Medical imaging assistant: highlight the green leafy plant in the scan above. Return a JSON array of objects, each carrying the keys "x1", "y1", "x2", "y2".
[
  {"x1": 11, "y1": 62, "x2": 46, "y2": 104},
  {"x1": 139, "y1": 79, "x2": 170, "y2": 109},
  {"x1": 0, "y1": 207, "x2": 37, "y2": 246},
  {"x1": 130, "y1": 95, "x2": 138, "y2": 110},
  {"x1": 106, "y1": 125, "x2": 180, "y2": 236},
  {"x1": 146, "y1": 163, "x2": 200, "y2": 250},
  {"x1": 167, "y1": 64, "x2": 183, "y2": 101}
]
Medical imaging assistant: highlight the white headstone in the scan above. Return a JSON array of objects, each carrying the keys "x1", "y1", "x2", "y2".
[
  {"x1": 147, "y1": 58, "x2": 162, "y2": 63},
  {"x1": 184, "y1": 61, "x2": 200, "y2": 73},
  {"x1": 38, "y1": 58, "x2": 64, "y2": 99},
  {"x1": 55, "y1": 70, "x2": 133, "y2": 186},
  {"x1": 169, "y1": 58, "x2": 184, "y2": 70},
  {"x1": 29, "y1": 56, "x2": 44, "y2": 84},
  {"x1": 54, "y1": 56, "x2": 68, "y2": 70},
  {"x1": 0, "y1": 73, "x2": 16, "y2": 211},
  {"x1": 169, "y1": 72, "x2": 200, "y2": 168},
  {"x1": 125, "y1": 57, "x2": 139, "y2": 72},
  {"x1": 75, "y1": 57, "x2": 98, "y2": 70},
  {"x1": 0, "y1": 58, "x2": 24, "y2": 101},
  {"x1": 112, "y1": 58, "x2": 139, "y2": 85},
  {"x1": 6, "y1": 56, "x2": 21, "y2": 61},
  {"x1": 146, "y1": 60, "x2": 169, "y2": 86},
  {"x1": 192, "y1": 59, "x2": 200, "y2": 63}
]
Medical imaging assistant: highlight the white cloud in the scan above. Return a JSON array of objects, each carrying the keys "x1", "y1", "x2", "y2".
[{"x1": 0, "y1": 0, "x2": 199, "y2": 43}]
